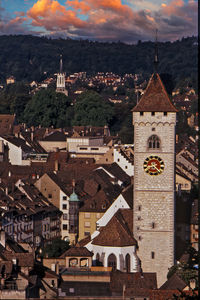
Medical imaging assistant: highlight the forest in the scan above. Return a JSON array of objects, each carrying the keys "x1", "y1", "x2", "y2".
[
  {"x1": 0, "y1": 35, "x2": 197, "y2": 143},
  {"x1": 0, "y1": 35, "x2": 197, "y2": 90}
]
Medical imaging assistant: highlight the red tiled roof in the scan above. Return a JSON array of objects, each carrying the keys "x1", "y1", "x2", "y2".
[
  {"x1": 110, "y1": 271, "x2": 157, "y2": 296},
  {"x1": 132, "y1": 73, "x2": 178, "y2": 112},
  {"x1": 92, "y1": 209, "x2": 136, "y2": 247}
]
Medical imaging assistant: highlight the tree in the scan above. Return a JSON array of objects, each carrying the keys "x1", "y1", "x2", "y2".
[
  {"x1": 23, "y1": 88, "x2": 73, "y2": 127},
  {"x1": 42, "y1": 238, "x2": 70, "y2": 258},
  {"x1": 73, "y1": 90, "x2": 114, "y2": 126},
  {"x1": 167, "y1": 246, "x2": 198, "y2": 287},
  {"x1": 124, "y1": 77, "x2": 135, "y2": 89}
]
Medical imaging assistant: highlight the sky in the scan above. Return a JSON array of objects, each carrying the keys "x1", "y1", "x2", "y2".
[{"x1": 0, "y1": 0, "x2": 197, "y2": 43}]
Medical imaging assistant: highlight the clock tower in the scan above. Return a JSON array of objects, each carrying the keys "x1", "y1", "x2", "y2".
[{"x1": 132, "y1": 73, "x2": 178, "y2": 287}]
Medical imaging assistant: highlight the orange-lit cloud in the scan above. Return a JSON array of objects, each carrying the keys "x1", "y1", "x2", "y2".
[
  {"x1": 161, "y1": 0, "x2": 184, "y2": 15},
  {"x1": 1, "y1": 0, "x2": 197, "y2": 43},
  {"x1": 27, "y1": 0, "x2": 86, "y2": 30}
]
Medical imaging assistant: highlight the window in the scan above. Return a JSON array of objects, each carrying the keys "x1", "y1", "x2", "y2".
[
  {"x1": 151, "y1": 252, "x2": 155, "y2": 259},
  {"x1": 63, "y1": 214, "x2": 68, "y2": 220},
  {"x1": 63, "y1": 224, "x2": 68, "y2": 230},
  {"x1": 84, "y1": 231, "x2": 90, "y2": 236},
  {"x1": 51, "y1": 280, "x2": 55, "y2": 287},
  {"x1": 117, "y1": 158, "x2": 120, "y2": 162},
  {"x1": 80, "y1": 147, "x2": 87, "y2": 150},
  {"x1": 152, "y1": 222, "x2": 155, "y2": 229},
  {"x1": 148, "y1": 135, "x2": 160, "y2": 149},
  {"x1": 152, "y1": 128, "x2": 155, "y2": 131},
  {"x1": 91, "y1": 147, "x2": 99, "y2": 150},
  {"x1": 138, "y1": 205, "x2": 141, "y2": 211},
  {"x1": 137, "y1": 216, "x2": 141, "y2": 221},
  {"x1": 48, "y1": 194, "x2": 52, "y2": 199},
  {"x1": 84, "y1": 212, "x2": 91, "y2": 219},
  {"x1": 84, "y1": 221, "x2": 90, "y2": 228},
  {"x1": 62, "y1": 204, "x2": 67, "y2": 210},
  {"x1": 63, "y1": 196, "x2": 67, "y2": 200},
  {"x1": 164, "y1": 112, "x2": 167, "y2": 116},
  {"x1": 125, "y1": 166, "x2": 127, "y2": 169},
  {"x1": 140, "y1": 112, "x2": 143, "y2": 116},
  {"x1": 151, "y1": 112, "x2": 155, "y2": 116}
]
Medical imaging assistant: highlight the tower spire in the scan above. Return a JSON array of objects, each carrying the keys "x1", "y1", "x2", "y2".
[
  {"x1": 60, "y1": 54, "x2": 63, "y2": 73},
  {"x1": 154, "y1": 29, "x2": 159, "y2": 73}
]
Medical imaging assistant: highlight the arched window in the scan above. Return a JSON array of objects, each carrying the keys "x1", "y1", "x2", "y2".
[
  {"x1": 125, "y1": 254, "x2": 130, "y2": 273},
  {"x1": 148, "y1": 135, "x2": 160, "y2": 149},
  {"x1": 96, "y1": 253, "x2": 102, "y2": 266},
  {"x1": 108, "y1": 254, "x2": 117, "y2": 270}
]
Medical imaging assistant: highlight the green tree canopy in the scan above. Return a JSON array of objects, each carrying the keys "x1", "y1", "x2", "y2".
[
  {"x1": 42, "y1": 238, "x2": 70, "y2": 258},
  {"x1": 23, "y1": 88, "x2": 73, "y2": 127},
  {"x1": 73, "y1": 90, "x2": 114, "y2": 126}
]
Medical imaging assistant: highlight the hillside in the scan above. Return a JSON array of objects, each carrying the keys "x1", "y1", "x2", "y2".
[{"x1": 0, "y1": 35, "x2": 197, "y2": 89}]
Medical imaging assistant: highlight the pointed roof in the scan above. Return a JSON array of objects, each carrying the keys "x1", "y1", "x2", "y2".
[
  {"x1": 132, "y1": 73, "x2": 178, "y2": 112},
  {"x1": 92, "y1": 209, "x2": 136, "y2": 247},
  {"x1": 69, "y1": 190, "x2": 79, "y2": 202}
]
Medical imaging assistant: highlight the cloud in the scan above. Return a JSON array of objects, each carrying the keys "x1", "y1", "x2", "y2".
[{"x1": 1, "y1": 0, "x2": 198, "y2": 42}]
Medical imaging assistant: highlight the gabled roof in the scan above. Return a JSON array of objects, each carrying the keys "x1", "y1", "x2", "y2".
[
  {"x1": 41, "y1": 131, "x2": 66, "y2": 141},
  {"x1": 46, "y1": 172, "x2": 71, "y2": 196},
  {"x1": 100, "y1": 163, "x2": 131, "y2": 185},
  {"x1": 159, "y1": 273, "x2": 187, "y2": 290},
  {"x1": 60, "y1": 247, "x2": 93, "y2": 258},
  {"x1": 122, "y1": 184, "x2": 133, "y2": 209},
  {"x1": 92, "y1": 209, "x2": 136, "y2": 247},
  {"x1": 132, "y1": 73, "x2": 178, "y2": 112},
  {"x1": 0, "y1": 135, "x2": 33, "y2": 152}
]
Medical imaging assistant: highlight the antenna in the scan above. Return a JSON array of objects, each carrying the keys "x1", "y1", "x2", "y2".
[
  {"x1": 154, "y1": 29, "x2": 159, "y2": 73},
  {"x1": 60, "y1": 54, "x2": 63, "y2": 73}
]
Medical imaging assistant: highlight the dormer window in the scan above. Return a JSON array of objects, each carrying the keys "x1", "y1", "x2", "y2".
[
  {"x1": 164, "y1": 112, "x2": 167, "y2": 116},
  {"x1": 140, "y1": 112, "x2": 144, "y2": 116},
  {"x1": 151, "y1": 112, "x2": 155, "y2": 116},
  {"x1": 148, "y1": 135, "x2": 160, "y2": 149}
]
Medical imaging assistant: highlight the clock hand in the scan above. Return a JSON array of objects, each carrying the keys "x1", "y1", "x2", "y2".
[{"x1": 154, "y1": 165, "x2": 161, "y2": 173}]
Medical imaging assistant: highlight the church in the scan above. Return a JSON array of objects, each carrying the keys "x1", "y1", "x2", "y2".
[{"x1": 82, "y1": 69, "x2": 178, "y2": 288}]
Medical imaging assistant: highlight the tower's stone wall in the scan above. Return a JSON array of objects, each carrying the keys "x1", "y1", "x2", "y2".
[{"x1": 133, "y1": 111, "x2": 176, "y2": 287}]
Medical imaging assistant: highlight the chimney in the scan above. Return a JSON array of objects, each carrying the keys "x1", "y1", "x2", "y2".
[
  {"x1": 0, "y1": 230, "x2": 6, "y2": 248},
  {"x1": 55, "y1": 160, "x2": 59, "y2": 172},
  {"x1": 55, "y1": 262, "x2": 59, "y2": 274},
  {"x1": 5, "y1": 187, "x2": 8, "y2": 195},
  {"x1": 176, "y1": 134, "x2": 179, "y2": 143},
  {"x1": 189, "y1": 279, "x2": 196, "y2": 290},
  {"x1": 31, "y1": 132, "x2": 34, "y2": 142},
  {"x1": 104, "y1": 125, "x2": 110, "y2": 136}
]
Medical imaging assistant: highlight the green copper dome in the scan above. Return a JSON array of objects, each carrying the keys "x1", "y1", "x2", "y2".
[{"x1": 69, "y1": 190, "x2": 79, "y2": 202}]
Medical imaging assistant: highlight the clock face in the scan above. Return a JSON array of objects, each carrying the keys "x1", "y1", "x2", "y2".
[{"x1": 143, "y1": 156, "x2": 164, "y2": 175}]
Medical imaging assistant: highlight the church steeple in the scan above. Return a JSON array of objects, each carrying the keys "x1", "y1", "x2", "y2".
[
  {"x1": 60, "y1": 54, "x2": 63, "y2": 73},
  {"x1": 56, "y1": 54, "x2": 68, "y2": 96}
]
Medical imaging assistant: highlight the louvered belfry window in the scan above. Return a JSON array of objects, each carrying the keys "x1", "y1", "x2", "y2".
[{"x1": 148, "y1": 135, "x2": 160, "y2": 149}]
